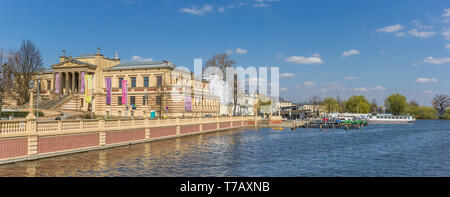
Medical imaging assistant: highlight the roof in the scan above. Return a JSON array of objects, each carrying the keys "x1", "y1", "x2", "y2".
[
  {"x1": 52, "y1": 59, "x2": 97, "y2": 69},
  {"x1": 104, "y1": 61, "x2": 172, "y2": 71}
]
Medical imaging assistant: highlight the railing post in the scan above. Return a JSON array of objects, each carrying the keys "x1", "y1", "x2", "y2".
[
  {"x1": 145, "y1": 117, "x2": 150, "y2": 139},
  {"x1": 99, "y1": 119, "x2": 106, "y2": 146},
  {"x1": 80, "y1": 120, "x2": 84, "y2": 130},
  {"x1": 27, "y1": 119, "x2": 38, "y2": 157},
  {"x1": 57, "y1": 120, "x2": 62, "y2": 133}
]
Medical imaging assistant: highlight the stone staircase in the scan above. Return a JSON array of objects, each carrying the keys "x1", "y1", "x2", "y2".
[{"x1": 29, "y1": 94, "x2": 73, "y2": 110}]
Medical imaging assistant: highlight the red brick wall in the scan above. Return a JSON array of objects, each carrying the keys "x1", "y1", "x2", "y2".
[
  {"x1": 220, "y1": 122, "x2": 231, "y2": 129},
  {"x1": 180, "y1": 125, "x2": 200, "y2": 134},
  {"x1": 203, "y1": 123, "x2": 217, "y2": 131},
  {"x1": 150, "y1": 126, "x2": 177, "y2": 138},
  {"x1": 0, "y1": 138, "x2": 28, "y2": 160},
  {"x1": 106, "y1": 129, "x2": 145, "y2": 145},
  {"x1": 269, "y1": 120, "x2": 283, "y2": 125},
  {"x1": 246, "y1": 121, "x2": 255, "y2": 125},
  {"x1": 38, "y1": 133, "x2": 99, "y2": 154},
  {"x1": 232, "y1": 121, "x2": 242, "y2": 127}
]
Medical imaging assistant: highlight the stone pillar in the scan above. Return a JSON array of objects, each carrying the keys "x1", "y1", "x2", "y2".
[
  {"x1": 72, "y1": 72, "x2": 75, "y2": 93},
  {"x1": 65, "y1": 72, "x2": 69, "y2": 94}
]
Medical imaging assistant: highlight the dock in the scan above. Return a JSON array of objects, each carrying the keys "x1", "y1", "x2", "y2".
[{"x1": 273, "y1": 120, "x2": 368, "y2": 131}]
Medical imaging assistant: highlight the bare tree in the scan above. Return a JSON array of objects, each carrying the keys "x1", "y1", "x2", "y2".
[
  {"x1": 204, "y1": 53, "x2": 236, "y2": 79},
  {"x1": 10, "y1": 40, "x2": 43, "y2": 106},
  {"x1": 0, "y1": 50, "x2": 14, "y2": 118},
  {"x1": 431, "y1": 94, "x2": 450, "y2": 119},
  {"x1": 204, "y1": 53, "x2": 237, "y2": 115},
  {"x1": 370, "y1": 98, "x2": 377, "y2": 114}
]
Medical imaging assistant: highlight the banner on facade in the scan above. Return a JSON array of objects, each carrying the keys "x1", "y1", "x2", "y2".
[
  {"x1": 84, "y1": 75, "x2": 92, "y2": 104},
  {"x1": 80, "y1": 72, "x2": 85, "y2": 93},
  {"x1": 121, "y1": 80, "x2": 127, "y2": 105},
  {"x1": 185, "y1": 96, "x2": 192, "y2": 112},
  {"x1": 105, "y1": 78, "x2": 111, "y2": 105},
  {"x1": 55, "y1": 73, "x2": 60, "y2": 94}
]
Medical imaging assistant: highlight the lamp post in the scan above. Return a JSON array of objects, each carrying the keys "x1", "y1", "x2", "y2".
[
  {"x1": 36, "y1": 74, "x2": 41, "y2": 120},
  {"x1": 26, "y1": 80, "x2": 36, "y2": 120}
]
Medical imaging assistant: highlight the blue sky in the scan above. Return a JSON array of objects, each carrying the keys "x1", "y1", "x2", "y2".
[{"x1": 0, "y1": 0, "x2": 449, "y2": 105}]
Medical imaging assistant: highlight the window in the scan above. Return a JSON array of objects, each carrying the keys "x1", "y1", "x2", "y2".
[
  {"x1": 130, "y1": 96, "x2": 135, "y2": 105},
  {"x1": 47, "y1": 80, "x2": 51, "y2": 90},
  {"x1": 144, "y1": 77, "x2": 149, "y2": 87},
  {"x1": 143, "y1": 96, "x2": 146, "y2": 105},
  {"x1": 131, "y1": 77, "x2": 136, "y2": 88},
  {"x1": 118, "y1": 96, "x2": 122, "y2": 105},
  {"x1": 156, "y1": 76, "x2": 162, "y2": 87},
  {"x1": 156, "y1": 96, "x2": 161, "y2": 105},
  {"x1": 119, "y1": 78, "x2": 124, "y2": 88}
]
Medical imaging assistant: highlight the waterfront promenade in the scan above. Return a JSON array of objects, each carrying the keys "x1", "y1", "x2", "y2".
[{"x1": 0, "y1": 116, "x2": 270, "y2": 165}]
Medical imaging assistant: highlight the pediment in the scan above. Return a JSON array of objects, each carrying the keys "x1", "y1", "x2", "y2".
[{"x1": 52, "y1": 59, "x2": 97, "y2": 69}]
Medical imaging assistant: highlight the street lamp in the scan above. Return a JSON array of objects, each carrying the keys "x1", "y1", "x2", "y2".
[{"x1": 36, "y1": 74, "x2": 41, "y2": 120}]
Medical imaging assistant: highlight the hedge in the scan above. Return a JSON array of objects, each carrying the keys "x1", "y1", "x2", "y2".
[{"x1": 0, "y1": 111, "x2": 44, "y2": 118}]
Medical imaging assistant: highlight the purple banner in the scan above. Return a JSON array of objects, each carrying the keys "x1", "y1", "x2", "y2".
[
  {"x1": 55, "y1": 73, "x2": 59, "y2": 94},
  {"x1": 122, "y1": 80, "x2": 127, "y2": 105},
  {"x1": 80, "y1": 72, "x2": 85, "y2": 93},
  {"x1": 185, "y1": 96, "x2": 192, "y2": 112},
  {"x1": 105, "y1": 78, "x2": 111, "y2": 105}
]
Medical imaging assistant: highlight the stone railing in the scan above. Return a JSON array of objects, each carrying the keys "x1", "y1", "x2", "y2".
[
  {"x1": 0, "y1": 116, "x2": 253, "y2": 137},
  {"x1": 0, "y1": 116, "x2": 285, "y2": 165}
]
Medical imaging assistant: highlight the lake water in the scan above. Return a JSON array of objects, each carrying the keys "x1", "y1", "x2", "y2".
[{"x1": 0, "y1": 120, "x2": 449, "y2": 177}]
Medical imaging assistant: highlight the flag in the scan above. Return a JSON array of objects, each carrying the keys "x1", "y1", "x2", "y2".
[
  {"x1": 105, "y1": 78, "x2": 111, "y2": 105},
  {"x1": 55, "y1": 73, "x2": 60, "y2": 94},
  {"x1": 185, "y1": 96, "x2": 192, "y2": 112},
  {"x1": 84, "y1": 75, "x2": 92, "y2": 104},
  {"x1": 80, "y1": 72, "x2": 85, "y2": 93},
  {"x1": 122, "y1": 80, "x2": 127, "y2": 105}
]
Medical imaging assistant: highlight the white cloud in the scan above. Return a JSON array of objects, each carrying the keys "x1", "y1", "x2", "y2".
[
  {"x1": 131, "y1": 55, "x2": 153, "y2": 62},
  {"x1": 442, "y1": 27, "x2": 450, "y2": 40},
  {"x1": 180, "y1": 5, "x2": 213, "y2": 15},
  {"x1": 416, "y1": 78, "x2": 437, "y2": 83},
  {"x1": 285, "y1": 56, "x2": 324, "y2": 65},
  {"x1": 303, "y1": 81, "x2": 316, "y2": 86},
  {"x1": 235, "y1": 48, "x2": 248, "y2": 54},
  {"x1": 354, "y1": 87, "x2": 368, "y2": 92},
  {"x1": 423, "y1": 56, "x2": 450, "y2": 64},
  {"x1": 279, "y1": 73, "x2": 295, "y2": 77},
  {"x1": 395, "y1": 32, "x2": 405, "y2": 37},
  {"x1": 280, "y1": 87, "x2": 287, "y2": 92},
  {"x1": 218, "y1": 7, "x2": 226, "y2": 13},
  {"x1": 424, "y1": 90, "x2": 433, "y2": 94},
  {"x1": 377, "y1": 24, "x2": 404, "y2": 33},
  {"x1": 226, "y1": 49, "x2": 233, "y2": 55},
  {"x1": 370, "y1": 86, "x2": 386, "y2": 91},
  {"x1": 344, "y1": 76, "x2": 360, "y2": 80},
  {"x1": 442, "y1": 8, "x2": 450, "y2": 17},
  {"x1": 311, "y1": 53, "x2": 321, "y2": 57},
  {"x1": 342, "y1": 49, "x2": 360, "y2": 58},
  {"x1": 446, "y1": 44, "x2": 450, "y2": 50},
  {"x1": 408, "y1": 29, "x2": 436, "y2": 38}
]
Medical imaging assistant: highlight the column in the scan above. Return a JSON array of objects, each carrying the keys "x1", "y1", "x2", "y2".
[
  {"x1": 65, "y1": 72, "x2": 69, "y2": 94},
  {"x1": 72, "y1": 72, "x2": 75, "y2": 93}
]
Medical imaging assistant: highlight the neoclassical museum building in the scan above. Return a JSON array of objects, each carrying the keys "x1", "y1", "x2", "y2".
[{"x1": 32, "y1": 51, "x2": 220, "y2": 118}]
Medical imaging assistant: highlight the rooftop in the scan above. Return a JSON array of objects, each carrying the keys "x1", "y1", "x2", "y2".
[{"x1": 104, "y1": 61, "x2": 172, "y2": 71}]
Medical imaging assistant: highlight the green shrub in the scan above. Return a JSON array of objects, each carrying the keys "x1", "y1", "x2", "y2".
[{"x1": 0, "y1": 111, "x2": 44, "y2": 118}]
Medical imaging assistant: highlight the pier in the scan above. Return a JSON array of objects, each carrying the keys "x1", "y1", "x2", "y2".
[{"x1": 274, "y1": 120, "x2": 368, "y2": 131}]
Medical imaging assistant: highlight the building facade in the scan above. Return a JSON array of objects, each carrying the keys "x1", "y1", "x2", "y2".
[{"x1": 36, "y1": 51, "x2": 220, "y2": 118}]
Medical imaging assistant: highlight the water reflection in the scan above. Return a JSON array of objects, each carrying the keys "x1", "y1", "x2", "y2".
[{"x1": 0, "y1": 121, "x2": 449, "y2": 177}]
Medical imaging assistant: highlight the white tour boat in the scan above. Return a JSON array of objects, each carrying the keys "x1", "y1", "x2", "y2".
[{"x1": 367, "y1": 114, "x2": 416, "y2": 124}]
